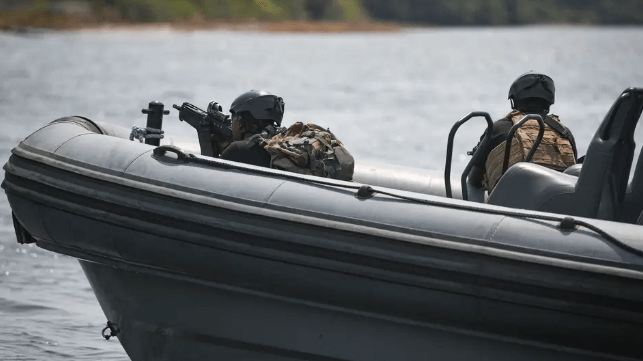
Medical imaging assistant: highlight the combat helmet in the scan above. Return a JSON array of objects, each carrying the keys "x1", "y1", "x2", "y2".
[
  {"x1": 508, "y1": 71, "x2": 556, "y2": 106},
  {"x1": 230, "y1": 90, "x2": 285, "y2": 129}
]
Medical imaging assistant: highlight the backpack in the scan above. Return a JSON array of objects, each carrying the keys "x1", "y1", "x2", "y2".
[{"x1": 256, "y1": 122, "x2": 355, "y2": 181}]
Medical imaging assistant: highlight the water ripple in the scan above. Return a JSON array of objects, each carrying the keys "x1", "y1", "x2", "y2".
[
  {"x1": 1, "y1": 27, "x2": 642, "y2": 360},
  {"x1": 0, "y1": 297, "x2": 57, "y2": 313}
]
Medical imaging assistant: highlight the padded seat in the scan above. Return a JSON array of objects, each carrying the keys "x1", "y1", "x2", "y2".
[
  {"x1": 487, "y1": 163, "x2": 577, "y2": 212},
  {"x1": 562, "y1": 164, "x2": 582, "y2": 177}
]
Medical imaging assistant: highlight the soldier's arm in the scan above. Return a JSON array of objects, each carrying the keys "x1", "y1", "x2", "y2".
[{"x1": 467, "y1": 118, "x2": 513, "y2": 188}]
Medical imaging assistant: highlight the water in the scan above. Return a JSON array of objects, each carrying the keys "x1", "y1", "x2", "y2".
[{"x1": 1, "y1": 26, "x2": 643, "y2": 360}]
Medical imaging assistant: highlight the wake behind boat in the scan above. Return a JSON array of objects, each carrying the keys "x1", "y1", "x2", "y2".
[{"x1": 3, "y1": 88, "x2": 643, "y2": 361}]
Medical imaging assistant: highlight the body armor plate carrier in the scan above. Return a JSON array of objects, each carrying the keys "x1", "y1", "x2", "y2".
[{"x1": 484, "y1": 111, "x2": 576, "y2": 192}]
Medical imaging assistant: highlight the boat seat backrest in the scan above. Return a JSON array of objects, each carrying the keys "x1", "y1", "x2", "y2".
[
  {"x1": 488, "y1": 88, "x2": 643, "y2": 221},
  {"x1": 620, "y1": 144, "x2": 643, "y2": 223},
  {"x1": 573, "y1": 88, "x2": 643, "y2": 220},
  {"x1": 562, "y1": 164, "x2": 582, "y2": 177},
  {"x1": 486, "y1": 162, "x2": 577, "y2": 211}
]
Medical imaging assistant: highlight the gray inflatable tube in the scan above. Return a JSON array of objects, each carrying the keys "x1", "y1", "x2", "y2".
[{"x1": 3, "y1": 117, "x2": 643, "y2": 361}]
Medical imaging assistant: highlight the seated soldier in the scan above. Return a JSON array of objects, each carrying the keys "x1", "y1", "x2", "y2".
[
  {"x1": 220, "y1": 90, "x2": 285, "y2": 167},
  {"x1": 221, "y1": 89, "x2": 355, "y2": 181},
  {"x1": 469, "y1": 71, "x2": 578, "y2": 192}
]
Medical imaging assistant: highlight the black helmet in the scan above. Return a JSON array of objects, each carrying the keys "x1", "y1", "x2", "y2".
[
  {"x1": 229, "y1": 90, "x2": 285, "y2": 127},
  {"x1": 508, "y1": 71, "x2": 555, "y2": 105}
]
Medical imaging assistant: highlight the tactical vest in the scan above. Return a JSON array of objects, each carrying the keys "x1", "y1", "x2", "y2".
[
  {"x1": 483, "y1": 111, "x2": 576, "y2": 192},
  {"x1": 255, "y1": 122, "x2": 355, "y2": 181}
]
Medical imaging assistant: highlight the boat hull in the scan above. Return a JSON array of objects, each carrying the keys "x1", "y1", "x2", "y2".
[{"x1": 77, "y1": 257, "x2": 632, "y2": 361}]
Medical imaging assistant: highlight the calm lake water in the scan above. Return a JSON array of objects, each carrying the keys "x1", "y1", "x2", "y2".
[{"x1": 1, "y1": 26, "x2": 643, "y2": 360}]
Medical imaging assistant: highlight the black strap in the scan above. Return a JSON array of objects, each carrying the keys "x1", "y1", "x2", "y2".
[
  {"x1": 543, "y1": 116, "x2": 568, "y2": 137},
  {"x1": 249, "y1": 133, "x2": 267, "y2": 147},
  {"x1": 543, "y1": 115, "x2": 578, "y2": 159}
]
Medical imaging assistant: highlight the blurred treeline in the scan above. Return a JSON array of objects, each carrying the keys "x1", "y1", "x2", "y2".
[
  {"x1": 85, "y1": 0, "x2": 366, "y2": 22},
  {"x1": 2, "y1": 0, "x2": 643, "y2": 25},
  {"x1": 362, "y1": 0, "x2": 643, "y2": 25}
]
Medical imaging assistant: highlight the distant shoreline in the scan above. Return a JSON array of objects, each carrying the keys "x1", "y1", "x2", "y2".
[
  {"x1": 0, "y1": 19, "x2": 403, "y2": 34},
  {"x1": 3, "y1": 18, "x2": 641, "y2": 35}
]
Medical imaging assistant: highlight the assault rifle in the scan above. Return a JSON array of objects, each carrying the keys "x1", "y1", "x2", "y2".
[{"x1": 173, "y1": 101, "x2": 233, "y2": 157}]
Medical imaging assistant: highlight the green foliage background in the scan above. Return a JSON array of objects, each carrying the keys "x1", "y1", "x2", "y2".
[
  {"x1": 2, "y1": 0, "x2": 643, "y2": 24},
  {"x1": 361, "y1": 0, "x2": 643, "y2": 25}
]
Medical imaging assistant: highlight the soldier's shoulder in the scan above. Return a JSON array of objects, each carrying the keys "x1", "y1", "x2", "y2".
[
  {"x1": 220, "y1": 140, "x2": 241, "y2": 159},
  {"x1": 505, "y1": 110, "x2": 524, "y2": 122},
  {"x1": 494, "y1": 111, "x2": 512, "y2": 122}
]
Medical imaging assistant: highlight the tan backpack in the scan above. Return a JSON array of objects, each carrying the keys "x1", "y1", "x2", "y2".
[{"x1": 256, "y1": 122, "x2": 355, "y2": 181}]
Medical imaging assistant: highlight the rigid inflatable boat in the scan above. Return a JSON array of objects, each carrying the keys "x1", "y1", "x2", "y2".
[{"x1": 4, "y1": 88, "x2": 643, "y2": 361}]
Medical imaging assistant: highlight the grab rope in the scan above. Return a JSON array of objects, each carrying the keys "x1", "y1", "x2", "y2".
[
  {"x1": 153, "y1": 145, "x2": 642, "y2": 258},
  {"x1": 130, "y1": 126, "x2": 164, "y2": 143}
]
